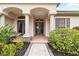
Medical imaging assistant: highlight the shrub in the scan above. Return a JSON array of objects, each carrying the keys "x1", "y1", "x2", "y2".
[
  {"x1": 73, "y1": 26, "x2": 79, "y2": 30},
  {"x1": 1, "y1": 44, "x2": 16, "y2": 56},
  {"x1": 0, "y1": 25, "x2": 18, "y2": 44},
  {"x1": 15, "y1": 39, "x2": 24, "y2": 50},
  {"x1": 0, "y1": 43, "x2": 4, "y2": 55},
  {"x1": 49, "y1": 28, "x2": 79, "y2": 55}
]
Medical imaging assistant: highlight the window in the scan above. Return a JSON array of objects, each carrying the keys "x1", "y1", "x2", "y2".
[
  {"x1": 17, "y1": 20, "x2": 25, "y2": 35},
  {"x1": 55, "y1": 18, "x2": 70, "y2": 28}
]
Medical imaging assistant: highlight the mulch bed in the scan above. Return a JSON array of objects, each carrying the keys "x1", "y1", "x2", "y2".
[
  {"x1": 15, "y1": 42, "x2": 30, "y2": 56},
  {"x1": 48, "y1": 43, "x2": 69, "y2": 56}
]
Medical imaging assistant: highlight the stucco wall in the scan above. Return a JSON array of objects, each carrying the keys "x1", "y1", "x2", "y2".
[
  {"x1": 0, "y1": 3, "x2": 57, "y2": 14},
  {"x1": 70, "y1": 16, "x2": 79, "y2": 28},
  {"x1": 5, "y1": 16, "x2": 17, "y2": 31}
]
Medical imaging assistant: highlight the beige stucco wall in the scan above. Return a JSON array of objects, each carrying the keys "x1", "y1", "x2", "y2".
[
  {"x1": 0, "y1": 3, "x2": 57, "y2": 14},
  {"x1": 70, "y1": 16, "x2": 79, "y2": 28},
  {"x1": 5, "y1": 16, "x2": 17, "y2": 31}
]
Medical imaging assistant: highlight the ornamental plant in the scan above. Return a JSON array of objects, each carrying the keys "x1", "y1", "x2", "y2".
[
  {"x1": 15, "y1": 39, "x2": 24, "y2": 50},
  {"x1": 49, "y1": 28, "x2": 79, "y2": 55},
  {"x1": 0, "y1": 25, "x2": 17, "y2": 44},
  {"x1": 1, "y1": 44, "x2": 16, "y2": 56}
]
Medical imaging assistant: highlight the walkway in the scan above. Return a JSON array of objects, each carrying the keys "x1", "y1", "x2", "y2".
[
  {"x1": 31, "y1": 35, "x2": 48, "y2": 43},
  {"x1": 24, "y1": 35, "x2": 52, "y2": 56},
  {"x1": 28, "y1": 43, "x2": 50, "y2": 56}
]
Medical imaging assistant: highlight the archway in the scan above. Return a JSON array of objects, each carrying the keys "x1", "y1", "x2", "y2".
[
  {"x1": 3, "y1": 7, "x2": 23, "y2": 19},
  {"x1": 31, "y1": 7, "x2": 49, "y2": 35},
  {"x1": 3, "y1": 7, "x2": 25, "y2": 35}
]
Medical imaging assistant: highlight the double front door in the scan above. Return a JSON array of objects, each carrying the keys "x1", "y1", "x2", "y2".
[{"x1": 35, "y1": 19, "x2": 44, "y2": 35}]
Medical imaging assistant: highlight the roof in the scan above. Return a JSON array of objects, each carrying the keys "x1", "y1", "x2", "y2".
[
  {"x1": 56, "y1": 11, "x2": 79, "y2": 16},
  {"x1": 57, "y1": 3, "x2": 79, "y2": 12}
]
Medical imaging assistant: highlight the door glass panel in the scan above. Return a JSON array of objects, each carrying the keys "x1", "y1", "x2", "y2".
[
  {"x1": 35, "y1": 19, "x2": 44, "y2": 35},
  {"x1": 17, "y1": 20, "x2": 25, "y2": 35}
]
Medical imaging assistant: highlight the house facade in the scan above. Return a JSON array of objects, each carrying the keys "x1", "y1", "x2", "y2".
[{"x1": 0, "y1": 3, "x2": 79, "y2": 38}]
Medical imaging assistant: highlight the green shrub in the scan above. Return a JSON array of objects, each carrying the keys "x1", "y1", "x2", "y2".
[
  {"x1": 0, "y1": 25, "x2": 18, "y2": 44},
  {"x1": 15, "y1": 39, "x2": 24, "y2": 50},
  {"x1": 1, "y1": 44, "x2": 16, "y2": 56},
  {"x1": 49, "y1": 28, "x2": 79, "y2": 55},
  {"x1": 0, "y1": 43, "x2": 4, "y2": 55}
]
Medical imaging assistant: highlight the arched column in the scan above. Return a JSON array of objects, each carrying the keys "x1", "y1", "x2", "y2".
[
  {"x1": 50, "y1": 14, "x2": 55, "y2": 31},
  {"x1": 0, "y1": 14, "x2": 5, "y2": 27},
  {"x1": 23, "y1": 14, "x2": 30, "y2": 37},
  {"x1": 31, "y1": 16, "x2": 34, "y2": 36},
  {"x1": 45, "y1": 18, "x2": 49, "y2": 36}
]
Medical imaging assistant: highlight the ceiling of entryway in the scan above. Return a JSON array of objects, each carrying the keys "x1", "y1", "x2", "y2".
[
  {"x1": 31, "y1": 7, "x2": 49, "y2": 19},
  {"x1": 3, "y1": 7, "x2": 23, "y2": 19}
]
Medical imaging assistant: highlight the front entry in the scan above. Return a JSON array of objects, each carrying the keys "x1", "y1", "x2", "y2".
[{"x1": 35, "y1": 19, "x2": 44, "y2": 35}]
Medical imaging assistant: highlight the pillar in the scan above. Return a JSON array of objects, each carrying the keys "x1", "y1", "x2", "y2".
[
  {"x1": 0, "y1": 14, "x2": 5, "y2": 27},
  {"x1": 50, "y1": 15, "x2": 55, "y2": 31},
  {"x1": 45, "y1": 19, "x2": 48, "y2": 36},
  {"x1": 23, "y1": 14, "x2": 30, "y2": 37}
]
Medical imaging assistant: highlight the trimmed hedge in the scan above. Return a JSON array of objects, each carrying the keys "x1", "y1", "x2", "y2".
[{"x1": 49, "y1": 28, "x2": 79, "y2": 55}]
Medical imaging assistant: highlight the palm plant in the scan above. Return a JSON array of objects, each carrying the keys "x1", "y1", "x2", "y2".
[{"x1": 0, "y1": 25, "x2": 18, "y2": 44}]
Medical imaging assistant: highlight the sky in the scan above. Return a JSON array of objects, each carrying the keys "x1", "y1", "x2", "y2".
[{"x1": 57, "y1": 3, "x2": 79, "y2": 11}]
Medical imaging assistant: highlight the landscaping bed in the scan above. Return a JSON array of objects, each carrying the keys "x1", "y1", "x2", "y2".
[
  {"x1": 48, "y1": 28, "x2": 79, "y2": 56},
  {"x1": 0, "y1": 25, "x2": 30, "y2": 56},
  {"x1": 48, "y1": 43, "x2": 68, "y2": 56},
  {"x1": 15, "y1": 42, "x2": 30, "y2": 56}
]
